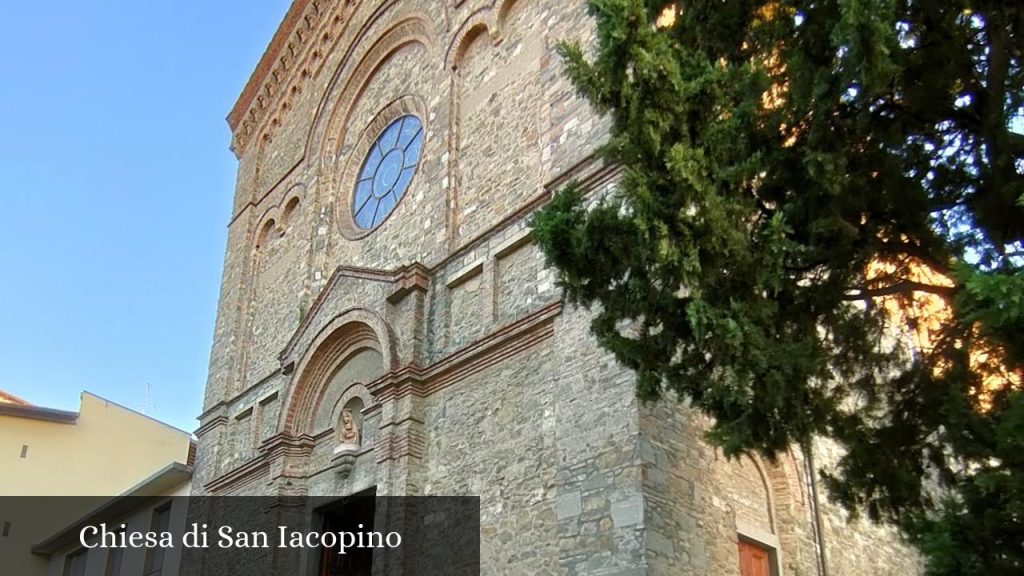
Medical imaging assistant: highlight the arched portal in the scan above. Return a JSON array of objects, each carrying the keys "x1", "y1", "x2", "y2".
[{"x1": 280, "y1": 310, "x2": 389, "y2": 436}]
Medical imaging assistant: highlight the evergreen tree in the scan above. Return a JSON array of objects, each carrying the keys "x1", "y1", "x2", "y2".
[{"x1": 532, "y1": 1, "x2": 1023, "y2": 573}]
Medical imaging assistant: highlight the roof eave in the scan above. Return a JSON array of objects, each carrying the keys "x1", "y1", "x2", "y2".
[
  {"x1": 31, "y1": 462, "x2": 193, "y2": 556},
  {"x1": 0, "y1": 403, "x2": 78, "y2": 424}
]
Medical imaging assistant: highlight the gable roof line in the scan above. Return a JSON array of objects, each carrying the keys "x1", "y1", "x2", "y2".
[{"x1": 81, "y1": 391, "x2": 194, "y2": 438}]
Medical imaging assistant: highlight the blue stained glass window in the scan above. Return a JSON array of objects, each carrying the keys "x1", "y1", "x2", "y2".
[{"x1": 352, "y1": 115, "x2": 424, "y2": 230}]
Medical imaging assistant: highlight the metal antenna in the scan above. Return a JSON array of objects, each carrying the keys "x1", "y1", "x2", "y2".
[{"x1": 138, "y1": 382, "x2": 158, "y2": 415}]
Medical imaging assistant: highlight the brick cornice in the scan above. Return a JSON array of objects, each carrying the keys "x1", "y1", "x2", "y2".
[
  {"x1": 228, "y1": 0, "x2": 313, "y2": 133},
  {"x1": 368, "y1": 299, "x2": 563, "y2": 402},
  {"x1": 278, "y1": 262, "x2": 426, "y2": 363},
  {"x1": 259, "y1": 431, "x2": 319, "y2": 459},
  {"x1": 201, "y1": 299, "x2": 562, "y2": 492},
  {"x1": 195, "y1": 413, "x2": 227, "y2": 438},
  {"x1": 228, "y1": 0, "x2": 363, "y2": 157},
  {"x1": 203, "y1": 453, "x2": 269, "y2": 493}
]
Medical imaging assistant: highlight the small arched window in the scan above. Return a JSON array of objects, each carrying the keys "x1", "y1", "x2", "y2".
[
  {"x1": 282, "y1": 197, "x2": 300, "y2": 229},
  {"x1": 257, "y1": 219, "x2": 277, "y2": 249}
]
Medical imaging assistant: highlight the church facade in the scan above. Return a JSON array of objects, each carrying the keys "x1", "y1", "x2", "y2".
[{"x1": 193, "y1": 1, "x2": 922, "y2": 575}]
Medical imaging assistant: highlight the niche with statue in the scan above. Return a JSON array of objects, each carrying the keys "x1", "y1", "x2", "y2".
[
  {"x1": 332, "y1": 397, "x2": 365, "y2": 479},
  {"x1": 337, "y1": 397, "x2": 364, "y2": 449}
]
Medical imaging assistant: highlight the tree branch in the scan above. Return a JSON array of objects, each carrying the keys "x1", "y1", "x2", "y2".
[
  {"x1": 843, "y1": 280, "x2": 958, "y2": 302},
  {"x1": 877, "y1": 241, "x2": 956, "y2": 281}
]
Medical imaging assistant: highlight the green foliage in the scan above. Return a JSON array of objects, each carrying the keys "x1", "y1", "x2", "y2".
[{"x1": 533, "y1": 1, "x2": 1024, "y2": 573}]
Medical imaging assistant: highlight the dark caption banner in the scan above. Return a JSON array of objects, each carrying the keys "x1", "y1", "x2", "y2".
[{"x1": 0, "y1": 496, "x2": 480, "y2": 576}]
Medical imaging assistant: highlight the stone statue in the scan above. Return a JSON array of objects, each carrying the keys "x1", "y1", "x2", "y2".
[{"x1": 339, "y1": 408, "x2": 360, "y2": 446}]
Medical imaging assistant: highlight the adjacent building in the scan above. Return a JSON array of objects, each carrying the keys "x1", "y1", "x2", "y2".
[
  {"x1": 0, "y1": 391, "x2": 194, "y2": 576},
  {"x1": 192, "y1": 1, "x2": 923, "y2": 575},
  {"x1": 32, "y1": 463, "x2": 192, "y2": 576}
]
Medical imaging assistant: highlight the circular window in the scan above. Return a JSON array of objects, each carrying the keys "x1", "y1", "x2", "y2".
[{"x1": 351, "y1": 115, "x2": 424, "y2": 230}]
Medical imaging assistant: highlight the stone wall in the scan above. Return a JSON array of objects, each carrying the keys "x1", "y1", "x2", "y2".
[
  {"x1": 418, "y1": 309, "x2": 643, "y2": 575},
  {"x1": 639, "y1": 395, "x2": 923, "y2": 576},
  {"x1": 811, "y1": 439, "x2": 924, "y2": 576},
  {"x1": 639, "y1": 399, "x2": 817, "y2": 576}
]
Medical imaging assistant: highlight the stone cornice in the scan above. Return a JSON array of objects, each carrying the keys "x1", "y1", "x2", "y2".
[
  {"x1": 431, "y1": 153, "x2": 620, "y2": 272},
  {"x1": 546, "y1": 152, "x2": 622, "y2": 197}
]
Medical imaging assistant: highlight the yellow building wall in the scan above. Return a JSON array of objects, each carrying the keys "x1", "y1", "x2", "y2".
[
  {"x1": 1, "y1": 393, "x2": 193, "y2": 576},
  {"x1": 0, "y1": 392, "x2": 192, "y2": 496}
]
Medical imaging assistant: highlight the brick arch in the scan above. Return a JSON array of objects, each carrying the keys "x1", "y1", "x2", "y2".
[
  {"x1": 279, "y1": 308, "x2": 393, "y2": 436},
  {"x1": 758, "y1": 448, "x2": 816, "y2": 575},
  {"x1": 280, "y1": 183, "x2": 306, "y2": 230},
  {"x1": 251, "y1": 182, "x2": 308, "y2": 255},
  {"x1": 743, "y1": 449, "x2": 811, "y2": 525},
  {"x1": 446, "y1": 9, "x2": 497, "y2": 71},
  {"x1": 494, "y1": 0, "x2": 527, "y2": 34},
  {"x1": 254, "y1": 207, "x2": 282, "y2": 252},
  {"x1": 306, "y1": 12, "x2": 437, "y2": 162},
  {"x1": 744, "y1": 453, "x2": 779, "y2": 533},
  {"x1": 765, "y1": 448, "x2": 808, "y2": 508},
  {"x1": 255, "y1": 215, "x2": 280, "y2": 251}
]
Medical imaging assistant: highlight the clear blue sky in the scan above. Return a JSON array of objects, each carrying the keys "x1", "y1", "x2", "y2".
[{"x1": 0, "y1": 1, "x2": 291, "y2": 433}]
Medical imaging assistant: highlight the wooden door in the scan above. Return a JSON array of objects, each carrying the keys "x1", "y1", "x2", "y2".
[
  {"x1": 738, "y1": 540, "x2": 772, "y2": 576},
  {"x1": 318, "y1": 495, "x2": 376, "y2": 576}
]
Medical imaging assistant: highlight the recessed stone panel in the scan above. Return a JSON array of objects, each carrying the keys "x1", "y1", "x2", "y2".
[
  {"x1": 258, "y1": 392, "x2": 279, "y2": 444},
  {"x1": 447, "y1": 267, "x2": 487, "y2": 351},
  {"x1": 495, "y1": 239, "x2": 556, "y2": 324},
  {"x1": 247, "y1": 242, "x2": 304, "y2": 385},
  {"x1": 457, "y1": 1, "x2": 545, "y2": 241}
]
